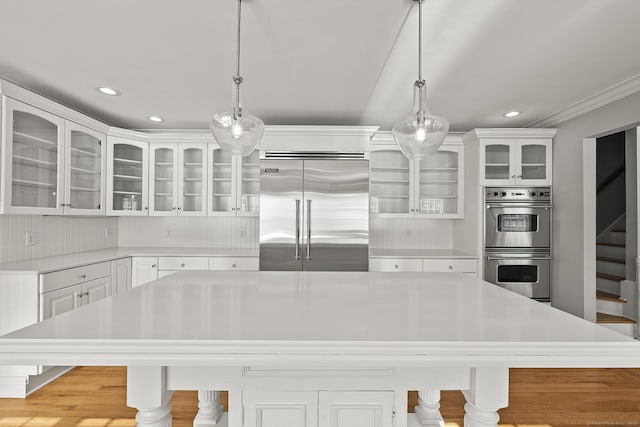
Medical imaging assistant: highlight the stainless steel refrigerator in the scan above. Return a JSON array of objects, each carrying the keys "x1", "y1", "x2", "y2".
[{"x1": 259, "y1": 153, "x2": 369, "y2": 271}]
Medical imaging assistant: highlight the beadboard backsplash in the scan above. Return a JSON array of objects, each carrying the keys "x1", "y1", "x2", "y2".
[
  {"x1": 369, "y1": 218, "x2": 453, "y2": 249},
  {"x1": 118, "y1": 216, "x2": 259, "y2": 248},
  {"x1": 0, "y1": 215, "x2": 119, "y2": 264}
]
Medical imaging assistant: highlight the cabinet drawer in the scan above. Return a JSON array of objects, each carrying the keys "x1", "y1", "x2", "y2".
[
  {"x1": 157, "y1": 257, "x2": 209, "y2": 271},
  {"x1": 422, "y1": 258, "x2": 477, "y2": 273},
  {"x1": 40, "y1": 261, "x2": 111, "y2": 293},
  {"x1": 208, "y1": 257, "x2": 259, "y2": 271},
  {"x1": 369, "y1": 258, "x2": 422, "y2": 272}
]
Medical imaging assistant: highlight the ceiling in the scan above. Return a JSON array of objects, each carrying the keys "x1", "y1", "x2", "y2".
[{"x1": 1, "y1": 0, "x2": 639, "y2": 132}]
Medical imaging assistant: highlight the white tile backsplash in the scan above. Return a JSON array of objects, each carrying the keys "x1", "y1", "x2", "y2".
[
  {"x1": 370, "y1": 218, "x2": 453, "y2": 249},
  {"x1": 118, "y1": 216, "x2": 259, "y2": 248},
  {"x1": 0, "y1": 215, "x2": 119, "y2": 264}
]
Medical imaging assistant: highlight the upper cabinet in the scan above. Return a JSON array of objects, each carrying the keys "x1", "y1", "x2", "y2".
[
  {"x1": 0, "y1": 96, "x2": 107, "y2": 215},
  {"x1": 208, "y1": 146, "x2": 259, "y2": 216},
  {"x1": 466, "y1": 129, "x2": 556, "y2": 187},
  {"x1": 149, "y1": 143, "x2": 207, "y2": 216},
  {"x1": 369, "y1": 133, "x2": 464, "y2": 218},
  {"x1": 106, "y1": 136, "x2": 149, "y2": 216}
]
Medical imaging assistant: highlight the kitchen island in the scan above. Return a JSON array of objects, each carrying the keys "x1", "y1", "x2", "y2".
[{"x1": 1, "y1": 271, "x2": 639, "y2": 427}]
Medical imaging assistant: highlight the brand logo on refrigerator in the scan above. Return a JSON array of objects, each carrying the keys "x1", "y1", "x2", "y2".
[{"x1": 264, "y1": 168, "x2": 280, "y2": 173}]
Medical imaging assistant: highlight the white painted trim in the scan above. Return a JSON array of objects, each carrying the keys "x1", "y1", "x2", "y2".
[
  {"x1": 371, "y1": 130, "x2": 464, "y2": 146},
  {"x1": 107, "y1": 127, "x2": 150, "y2": 142},
  {"x1": 0, "y1": 79, "x2": 109, "y2": 133},
  {"x1": 528, "y1": 73, "x2": 640, "y2": 128},
  {"x1": 264, "y1": 125, "x2": 379, "y2": 137},
  {"x1": 583, "y1": 137, "x2": 597, "y2": 322},
  {"x1": 461, "y1": 128, "x2": 557, "y2": 144}
]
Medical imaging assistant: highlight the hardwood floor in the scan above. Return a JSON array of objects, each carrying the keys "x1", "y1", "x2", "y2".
[{"x1": 0, "y1": 367, "x2": 639, "y2": 426}]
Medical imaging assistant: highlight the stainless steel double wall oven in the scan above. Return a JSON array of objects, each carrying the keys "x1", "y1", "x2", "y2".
[{"x1": 484, "y1": 187, "x2": 552, "y2": 301}]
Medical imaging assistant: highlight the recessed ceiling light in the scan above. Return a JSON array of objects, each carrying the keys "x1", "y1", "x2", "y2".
[
  {"x1": 503, "y1": 111, "x2": 521, "y2": 118},
  {"x1": 147, "y1": 116, "x2": 165, "y2": 123},
  {"x1": 97, "y1": 87, "x2": 120, "y2": 96}
]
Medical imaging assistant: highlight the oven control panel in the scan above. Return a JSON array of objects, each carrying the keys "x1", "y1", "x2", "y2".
[{"x1": 485, "y1": 187, "x2": 551, "y2": 202}]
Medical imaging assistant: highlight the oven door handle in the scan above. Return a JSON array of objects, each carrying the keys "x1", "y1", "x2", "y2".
[
  {"x1": 486, "y1": 203, "x2": 552, "y2": 209},
  {"x1": 487, "y1": 256, "x2": 552, "y2": 261}
]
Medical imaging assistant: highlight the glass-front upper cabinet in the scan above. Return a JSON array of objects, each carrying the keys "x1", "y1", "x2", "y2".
[
  {"x1": 64, "y1": 122, "x2": 105, "y2": 215},
  {"x1": 417, "y1": 147, "x2": 462, "y2": 217},
  {"x1": 106, "y1": 136, "x2": 149, "y2": 216},
  {"x1": 479, "y1": 139, "x2": 552, "y2": 186},
  {"x1": 208, "y1": 146, "x2": 259, "y2": 216},
  {"x1": 369, "y1": 141, "x2": 464, "y2": 218},
  {"x1": 1, "y1": 98, "x2": 65, "y2": 214},
  {"x1": 149, "y1": 143, "x2": 206, "y2": 216}
]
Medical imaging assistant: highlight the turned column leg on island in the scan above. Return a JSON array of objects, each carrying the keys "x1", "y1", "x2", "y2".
[
  {"x1": 194, "y1": 390, "x2": 224, "y2": 426},
  {"x1": 462, "y1": 368, "x2": 509, "y2": 427},
  {"x1": 127, "y1": 366, "x2": 174, "y2": 427},
  {"x1": 414, "y1": 390, "x2": 444, "y2": 426}
]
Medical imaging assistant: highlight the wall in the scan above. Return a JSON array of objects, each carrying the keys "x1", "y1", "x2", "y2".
[
  {"x1": 118, "y1": 216, "x2": 259, "y2": 248},
  {"x1": 596, "y1": 132, "x2": 625, "y2": 234},
  {"x1": 0, "y1": 215, "x2": 118, "y2": 264},
  {"x1": 370, "y1": 218, "x2": 453, "y2": 249},
  {"x1": 553, "y1": 91, "x2": 640, "y2": 319},
  {"x1": 625, "y1": 128, "x2": 637, "y2": 281}
]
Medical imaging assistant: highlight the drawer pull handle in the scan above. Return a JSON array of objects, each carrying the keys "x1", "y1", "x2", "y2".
[
  {"x1": 151, "y1": 264, "x2": 157, "y2": 268},
  {"x1": 80, "y1": 274, "x2": 87, "y2": 279},
  {"x1": 232, "y1": 263, "x2": 237, "y2": 268},
  {"x1": 394, "y1": 264, "x2": 399, "y2": 269},
  {"x1": 448, "y1": 265, "x2": 453, "y2": 270},
  {"x1": 84, "y1": 291, "x2": 89, "y2": 296},
  {"x1": 180, "y1": 263, "x2": 186, "y2": 267}
]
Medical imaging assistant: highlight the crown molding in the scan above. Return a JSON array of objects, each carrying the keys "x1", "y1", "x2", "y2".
[
  {"x1": 264, "y1": 125, "x2": 380, "y2": 137},
  {"x1": 371, "y1": 130, "x2": 464, "y2": 146},
  {"x1": 462, "y1": 128, "x2": 557, "y2": 144},
  {"x1": 528, "y1": 73, "x2": 640, "y2": 128}
]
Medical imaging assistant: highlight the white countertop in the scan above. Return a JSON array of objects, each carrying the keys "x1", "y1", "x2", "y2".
[
  {"x1": 1, "y1": 271, "x2": 638, "y2": 368},
  {"x1": 0, "y1": 247, "x2": 259, "y2": 274},
  {"x1": 369, "y1": 249, "x2": 476, "y2": 258}
]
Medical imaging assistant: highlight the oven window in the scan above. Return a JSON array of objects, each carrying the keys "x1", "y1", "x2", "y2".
[
  {"x1": 497, "y1": 214, "x2": 538, "y2": 232},
  {"x1": 497, "y1": 265, "x2": 538, "y2": 283}
]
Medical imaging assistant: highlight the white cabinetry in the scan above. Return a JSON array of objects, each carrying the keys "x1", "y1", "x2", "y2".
[
  {"x1": 208, "y1": 146, "x2": 260, "y2": 216},
  {"x1": 466, "y1": 129, "x2": 556, "y2": 186},
  {"x1": 106, "y1": 136, "x2": 149, "y2": 215},
  {"x1": 208, "y1": 256, "x2": 259, "y2": 271},
  {"x1": 111, "y1": 257, "x2": 132, "y2": 295},
  {"x1": 243, "y1": 391, "x2": 394, "y2": 427},
  {"x1": 370, "y1": 257, "x2": 477, "y2": 274},
  {"x1": 149, "y1": 143, "x2": 207, "y2": 216},
  {"x1": 369, "y1": 133, "x2": 463, "y2": 218},
  {"x1": 131, "y1": 257, "x2": 158, "y2": 287}
]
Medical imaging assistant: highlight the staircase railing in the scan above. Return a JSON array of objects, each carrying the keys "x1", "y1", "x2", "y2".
[{"x1": 597, "y1": 164, "x2": 625, "y2": 193}]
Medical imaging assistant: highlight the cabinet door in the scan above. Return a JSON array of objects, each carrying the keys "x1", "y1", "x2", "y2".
[
  {"x1": 243, "y1": 391, "x2": 318, "y2": 427},
  {"x1": 149, "y1": 144, "x2": 178, "y2": 216},
  {"x1": 516, "y1": 139, "x2": 552, "y2": 185},
  {"x1": 179, "y1": 144, "x2": 207, "y2": 216},
  {"x1": 41, "y1": 284, "x2": 81, "y2": 320},
  {"x1": 416, "y1": 146, "x2": 463, "y2": 218},
  {"x1": 369, "y1": 148, "x2": 412, "y2": 216},
  {"x1": 237, "y1": 150, "x2": 260, "y2": 216},
  {"x1": 107, "y1": 136, "x2": 149, "y2": 215},
  {"x1": 111, "y1": 258, "x2": 132, "y2": 295},
  {"x1": 479, "y1": 140, "x2": 516, "y2": 186},
  {"x1": 208, "y1": 145, "x2": 236, "y2": 215},
  {"x1": 131, "y1": 257, "x2": 158, "y2": 287},
  {"x1": 319, "y1": 391, "x2": 395, "y2": 427},
  {"x1": 64, "y1": 122, "x2": 106, "y2": 215},
  {"x1": 81, "y1": 276, "x2": 112, "y2": 305},
  {"x1": 1, "y1": 97, "x2": 65, "y2": 214}
]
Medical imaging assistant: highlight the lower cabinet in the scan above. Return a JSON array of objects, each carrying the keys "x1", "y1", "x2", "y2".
[
  {"x1": 243, "y1": 390, "x2": 394, "y2": 427},
  {"x1": 111, "y1": 257, "x2": 132, "y2": 295},
  {"x1": 131, "y1": 257, "x2": 159, "y2": 287},
  {"x1": 369, "y1": 257, "x2": 477, "y2": 275}
]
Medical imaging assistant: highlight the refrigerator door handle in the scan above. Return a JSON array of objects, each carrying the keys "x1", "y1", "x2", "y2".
[
  {"x1": 295, "y1": 199, "x2": 301, "y2": 260},
  {"x1": 306, "y1": 199, "x2": 312, "y2": 260}
]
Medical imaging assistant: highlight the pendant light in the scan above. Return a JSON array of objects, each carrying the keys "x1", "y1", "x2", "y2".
[
  {"x1": 392, "y1": 0, "x2": 449, "y2": 160},
  {"x1": 210, "y1": 0, "x2": 264, "y2": 156}
]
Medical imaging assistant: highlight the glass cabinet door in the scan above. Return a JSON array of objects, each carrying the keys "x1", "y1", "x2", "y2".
[
  {"x1": 5, "y1": 98, "x2": 64, "y2": 213},
  {"x1": 65, "y1": 124, "x2": 104, "y2": 214},
  {"x1": 369, "y1": 150, "x2": 411, "y2": 215},
  {"x1": 518, "y1": 141, "x2": 549, "y2": 182},
  {"x1": 151, "y1": 146, "x2": 176, "y2": 215},
  {"x1": 180, "y1": 145, "x2": 206, "y2": 215},
  {"x1": 209, "y1": 146, "x2": 234, "y2": 214},
  {"x1": 417, "y1": 149, "x2": 460, "y2": 216},
  {"x1": 110, "y1": 142, "x2": 146, "y2": 214},
  {"x1": 483, "y1": 142, "x2": 512, "y2": 182},
  {"x1": 238, "y1": 150, "x2": 260, "y2": 215}
]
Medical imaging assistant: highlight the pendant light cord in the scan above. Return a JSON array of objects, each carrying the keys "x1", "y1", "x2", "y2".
[
  {"x1": 233, "y1": 0, "x2": 244, "y2": 118},
  {"x1": 417, "y1": 0, "x2": 423, "y2": 83}
]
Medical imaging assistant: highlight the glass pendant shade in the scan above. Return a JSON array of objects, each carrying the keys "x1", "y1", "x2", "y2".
[
  {"x1": 392, "y1": 82, "x2": 449, "y2": 160},
  {"x1": 210, "y1": 96, "x2": 264, "y2": 157}
]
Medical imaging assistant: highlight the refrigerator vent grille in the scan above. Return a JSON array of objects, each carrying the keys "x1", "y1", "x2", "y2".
[{"x1": 262, "y1": 151, "x2": 365, "y2": 160}]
